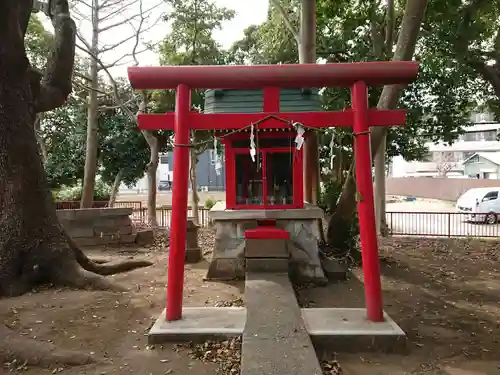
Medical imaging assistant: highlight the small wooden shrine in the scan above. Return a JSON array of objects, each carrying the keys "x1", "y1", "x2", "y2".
[{"x1": 205, "y1": 89, "x2": 321, "y2": 210}]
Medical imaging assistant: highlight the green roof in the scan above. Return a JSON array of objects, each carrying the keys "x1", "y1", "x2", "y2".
[{"x1": 204, "y1": 88, "x2": 322, "y2": 114}]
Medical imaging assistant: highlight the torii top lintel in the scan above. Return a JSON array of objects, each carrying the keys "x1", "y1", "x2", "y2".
[{"x1": 127, "y1": 61, "x2": 419, "y2": 90}]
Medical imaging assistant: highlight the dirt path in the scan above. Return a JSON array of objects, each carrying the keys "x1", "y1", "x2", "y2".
[
  {"x1": 299, "y1": 236, "x2": 500, "y2": 375},
  {"x1": 2, "y1": 232, "x2": 500, "y2": 374},
  {"x1": 0, "y1": 230, "x2": 243, "y2": 375}
]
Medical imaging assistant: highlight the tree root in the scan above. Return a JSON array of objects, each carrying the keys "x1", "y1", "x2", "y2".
[
  {"x1": 67, "y1": 234, "x2": 153, "y2": 276},
  {"x1": 0, "y1": 324, "x2": 98, "y2": 368},
  {"x1": 55, "y1": 266, "x2": 128, "y2": 293}
]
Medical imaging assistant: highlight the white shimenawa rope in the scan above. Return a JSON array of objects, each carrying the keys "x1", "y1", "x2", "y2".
[{"x1": 249, "y1": 123, "x2": 256, "y2": 162}]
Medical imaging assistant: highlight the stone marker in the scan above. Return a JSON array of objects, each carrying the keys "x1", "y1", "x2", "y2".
[{"x1": 185, "y1": 218, "x2": 202, "y2": 263}]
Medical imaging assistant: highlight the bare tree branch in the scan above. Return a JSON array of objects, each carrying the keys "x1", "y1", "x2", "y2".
[
  {"x1": 76, "y1": 30, "x2": 93, "y2": 51},
  {"x1": 98, "y1": 13, "x2": 141, "y2": 33},
  {"x1": 98, "y1": 97, "x2": 136, "y2": 110},
  {"x1": 34, "y1": 0, "x2": 77, "y2": 113},
  {"x1": 270, "y1": 0, "x2": 300, "y2": 43},
  {"x1": 98, "y1": 48, "x2": 150, "y2": 70},
  {"x1": 384, "y1": 0, "x2": 395, "y2": 51},
  {"x1": 72, "y1": 0, "x2": 94, "y2": 11},
  {"x1": 99, "y1": 0, "x2": 136, "y2": 20},
  {"x1": 100, "y1": 0, "x2": 134, "y2": 11}
]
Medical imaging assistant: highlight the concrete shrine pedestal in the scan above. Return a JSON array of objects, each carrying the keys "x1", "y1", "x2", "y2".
[{"x1": 206, "y1": 201, "x2": 327, "y2": 284}]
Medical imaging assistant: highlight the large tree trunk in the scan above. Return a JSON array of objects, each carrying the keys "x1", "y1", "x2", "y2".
[
  {"x1": 0, "y1": 1, "x2": 151, "y2": 366},
  {"x1": 142, "y1": 130, "x2": 159, "y2": 227},
  {"x1": 80, "y1": 0, "x2": 100, "y2": 208},
  {"x1": 189, "y1": 147, "x2": 200, "y2": 225},
  {"x1": 327, "y1": 0, "x2": 428, "y2": 251}
]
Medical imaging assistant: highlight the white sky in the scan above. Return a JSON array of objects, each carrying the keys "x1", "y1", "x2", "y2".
[{"x1": 43, "y1": 0, "x2": 269, "y2": 78}]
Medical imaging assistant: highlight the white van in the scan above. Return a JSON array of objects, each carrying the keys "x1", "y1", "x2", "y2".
[{"x1": 456, "y1": 187, "x2": 500, "y2": 224}]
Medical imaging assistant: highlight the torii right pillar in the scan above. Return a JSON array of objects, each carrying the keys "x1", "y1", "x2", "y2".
[{"x1": 352, "y1": 80, "x2": 383, "y2": 322}]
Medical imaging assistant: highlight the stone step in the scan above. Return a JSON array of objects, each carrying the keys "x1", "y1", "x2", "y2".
[
  {"x1": 245, "y1": 258, "x2": 289, "y2": 273},
  {"x1": 241, "y1": 273, "x2": 322, "y2": 375},
  {"x1": 245, "y1": 238, "x2": 289, "y2": 258}
]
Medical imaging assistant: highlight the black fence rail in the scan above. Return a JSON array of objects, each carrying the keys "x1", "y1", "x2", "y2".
[
  {"x1": 386, "y1": 211, "x2": 500, "y2": 238},
  {"x1": 55, "y1": 200, "x2": 142, "y2": 211}
]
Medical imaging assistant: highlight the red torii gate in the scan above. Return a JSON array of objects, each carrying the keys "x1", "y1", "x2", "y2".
[{"x1": 128, "y1": 62, "x2": 419, "y2": 323}]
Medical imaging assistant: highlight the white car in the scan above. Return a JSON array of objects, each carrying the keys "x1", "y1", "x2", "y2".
[{"x1": 456, "y1": 187, "x2": 500, "y2": 224}]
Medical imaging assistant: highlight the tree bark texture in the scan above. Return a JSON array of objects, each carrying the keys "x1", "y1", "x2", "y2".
[
  {"x1": 81, "y1": 0, "x2": 100, "y2": 208},
  {"x1": 373, "y1": 0, "x2": 396, "y2": 235},
  {"x1": 327, "y1": 0, "x2": 428, "y2": 250},
  {"x1": 299, "y1": 0, "x2": 319, "y2": 204},
  {"x1": 108, "y1": 169, "x2": 123, "y2": 207},
  {"x1": 142, "y1": 130, "x2": 159, "y2": 227},
  {"x1": 189, "y1": 147, "x2": 200, "y2": 225},
  {"x1": 0, "y1": 1, "x2": 151, "y2": 366},
  {"x1": 374, "y1": 133, "x2": 387, "y2": 234}
]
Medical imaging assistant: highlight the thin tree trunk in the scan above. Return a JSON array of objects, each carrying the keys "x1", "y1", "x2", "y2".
[
  {"x1": 142, "y1": 130, "x2": 159, "y2": 227},
  {"x1": 189, "y1": 147, "x2": 200, "y2": 225},
  {"x1": 327, "y1": 0, "x2": 428, "y2": 250},
  {"x1": 374, "y1": 134, "x2": 386, "y2": 234},
  {"x1": 299, "y1": 0, "x2": 319, "y2": 204},
  {"x1": 374, "y1": 0, "x2": 395, "y2": 235},
  {"x1": 108, "y1": 169, "x2": 123, "y2": 207},
  {"x1": 80, "y1": 0, "x2": 100, "y2": 208}
]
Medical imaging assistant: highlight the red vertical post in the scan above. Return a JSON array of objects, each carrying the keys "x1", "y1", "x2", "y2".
[
  {"x1": 166, "y1": 84, "x2": 191, "y2": 321},
  {"x1": 351, "y1": 81, "x2": 384, "y2": 323}
]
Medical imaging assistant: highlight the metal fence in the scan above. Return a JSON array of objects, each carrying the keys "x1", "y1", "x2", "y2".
[
  {"x1": 56, "y1": 201, "x2": 499, "y2": 238},
  {"x1": 386, "y1": 211, "x2": 500, "y2": 238},
  {"x1": 55, "y1": 200, "x2": 143, "y2": 211}
]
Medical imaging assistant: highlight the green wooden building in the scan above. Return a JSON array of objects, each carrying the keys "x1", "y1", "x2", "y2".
[{"x1": 203, "y1": 88, "x2": 322, "y2": 114}]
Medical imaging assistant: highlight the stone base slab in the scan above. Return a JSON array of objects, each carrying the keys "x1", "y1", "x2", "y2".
[
  {"x1": 302, "y1": 308, "x2": 407, "y2": 354},
  {"x1": 147, "y1": 307, "x2": 406, "y2": 354},
  {"x1": 148, "y1": 307, "x2": 246, "y2": 344}
]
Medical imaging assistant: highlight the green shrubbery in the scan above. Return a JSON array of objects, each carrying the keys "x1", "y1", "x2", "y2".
[
  {"x1": 53, "y1": 180, "x2": 112, "y2": 202},
  {"x1": 204, "y1": 198, "x2": 218, "y2": 210}
]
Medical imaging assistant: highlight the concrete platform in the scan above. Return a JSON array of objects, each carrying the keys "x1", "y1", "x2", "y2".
[
  {"x1": 302, "y1": 308, "x2": 408, "y2": 353},
  {"x1": 209, "y1": 201, "x2": 323, "y2": 220},
  {"x1": 241, "y1": 273, "x2": 323, "y2": 375},
  {"x1": 148, "y1": 307, "x2": 246, "y2": 344}
]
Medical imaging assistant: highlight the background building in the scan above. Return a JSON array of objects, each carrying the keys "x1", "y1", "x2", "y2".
[
  {"x1": 390, "y1": 113, "x2": 500, "y2": 179},
  {"x1": 120, "y1": 149, "x2": 226, "y2": 193}
]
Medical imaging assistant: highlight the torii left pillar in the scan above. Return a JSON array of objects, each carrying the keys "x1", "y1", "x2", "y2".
[{"x1": 165, "y1": 84, "x2": 191, "y2": 321}]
